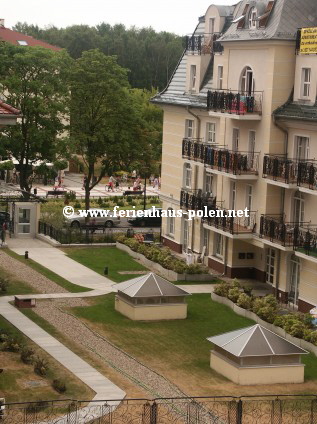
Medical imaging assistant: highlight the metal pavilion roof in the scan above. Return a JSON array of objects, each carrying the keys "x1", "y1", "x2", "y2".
[
  {"x1": 114, "y1": 273, "x2": 191, "y2": 298},
  {"x1": 207, "y1": 324, "x2": 308, "y2": 357},
  {"x1": 0, "y1": 183, "x2": 44, "y2": 202}
]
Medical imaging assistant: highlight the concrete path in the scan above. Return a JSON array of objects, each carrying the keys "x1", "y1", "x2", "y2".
[
  {"x1": 8, "y1": 239, "x2": 115, "y2": 291},
  {"x1": 177, "y1": 284, "x2": 215, "y2": 294}
]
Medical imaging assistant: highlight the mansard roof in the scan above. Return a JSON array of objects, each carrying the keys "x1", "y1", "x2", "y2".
[{"x1": 274, "y1": 98, "x2": 317, "y2": 122}]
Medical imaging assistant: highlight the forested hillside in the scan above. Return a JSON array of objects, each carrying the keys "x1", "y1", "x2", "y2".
[{"x1": 13, "y1": 22, "x2": 185, "y2": 90}]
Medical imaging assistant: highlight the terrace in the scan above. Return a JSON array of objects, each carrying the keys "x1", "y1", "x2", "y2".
[{"x1": 185, "y1": 33, "x2": 223, "y2": 55}]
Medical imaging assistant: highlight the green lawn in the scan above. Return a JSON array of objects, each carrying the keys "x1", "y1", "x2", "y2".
[
  {"x1": 63, "y1": 247, "x2": 148, "y2": 282},
  {"x1": 6, "y1": 250, "x2": 90, "y2": 293},
  {"x1": 0, "y1": 267, "x2": 39, "y2": 297}
]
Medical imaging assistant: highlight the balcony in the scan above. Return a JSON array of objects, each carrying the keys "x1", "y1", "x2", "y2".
[
  {"x1": 185, "y1": 33, "x2": 223, "y2": 55},
  {"x1": 207, "y1": 90, "x2": 262, "y2": 120},
  {"x1": 203, "y1": 208, "x2": 256, "y2": 238},
  {"x1": 180, "y1": 189, "x2": 216, "y2": 211},
  {"x1": 297, "y1": 161, "x2": 317, "y2": 194},
  {"x1": 259, "y1": 215, "x2": 307, "y2": 249},
  {"x1": 294, "y1": 225, "x2": 317, "y2": 261},
  {"x1": 182, "y1": 138, "x2": 259, "y2": 179},
  {"x1": 262, "y1": 155, "x2": 298, "y2": 188}
]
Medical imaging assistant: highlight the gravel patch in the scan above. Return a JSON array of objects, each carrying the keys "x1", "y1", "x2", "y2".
[
  {"x1": 35, "y1": 298, "x2": 187, "y2": 399},
  {"x1": 0, "y1": 250, "x2": 68, "y2": 294}
]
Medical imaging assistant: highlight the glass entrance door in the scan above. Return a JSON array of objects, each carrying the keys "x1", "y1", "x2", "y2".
[{"x1": 266, "y1": 248, "x2": 275, "y2": 285}]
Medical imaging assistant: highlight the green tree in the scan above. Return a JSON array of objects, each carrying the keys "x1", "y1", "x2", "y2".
[
  {"x1": 69, "y1": 49, "x2": 145, "y2": 210},
  {"x1": 0, "y1": 44, "x2": 72, "y2": 194}
]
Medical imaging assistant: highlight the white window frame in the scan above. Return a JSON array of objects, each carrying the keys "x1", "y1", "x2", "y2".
[
  {"x1": 294, "y1": 135, "x2": 309, "y2": 161},
  {"x1": 204, "y1": 173, "x2": 213, "y2": 195},
  {"x1": 217, "y1": 65, "x2": 223, "y2": 89},
  {"x1": 184, "y1": 163, "x2": 192, "y2": 189},
  {"x1": 185, "y1": 119, "x2": 194, "y2": 139},
  {"x1": 248, "y1": 7, "x2": 257, "y2": 29},
  {"x1": 209, "y1": 17, "x2": 215, "y2": 34},
  {"x1": 206, "y1": 122, "x2": 216, "y2": 144},
  {"x1": 230, "y1": 181, "x2": 236, "y2": 210},
  {"x1": 301, "y1": 68, "x2": 311, "y2": 98},
  {"x1": 289, "y1": 255, "x2": 300, "y2": 307},
  {"x1": 167, "y1": 209, "x2": 175, "y2": 236},
  {"x1": 266, "y1": 248, "x2": 276, "y2": 285},
  {"x1": 183, "y1": 218, "x2": 189, "y2": 252},
  {"x1": 203, "y1": 228, "x2": 209, "y2": 256},
  {"x1": 190, "y1": 65, "x2": 197, "y2": 91},
  {"x1": 293, "y1": 191, "x2": 305, "y2": 225},
  {"x1": 241, "y1": 66, "x2": 254, "y2": 95},
  {"x1": 214, "y1": 233, "x2": 224, "y2": 259}
]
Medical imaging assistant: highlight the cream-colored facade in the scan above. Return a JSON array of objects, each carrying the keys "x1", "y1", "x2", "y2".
[{"x1": 152, "y1": 0, "x2": 317, "y2": 312}]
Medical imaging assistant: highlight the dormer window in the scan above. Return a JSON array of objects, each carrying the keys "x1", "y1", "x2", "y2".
[
  {"x1": 248, "y1": 7, "x2": 257, "y2": 29},
  {"x1": 190, "y1": 65, "x2": 197, "y2": 91}
]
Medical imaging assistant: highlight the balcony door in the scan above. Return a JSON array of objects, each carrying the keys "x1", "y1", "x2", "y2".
[
  {"x1": 289, "y1": 255, "x2": 300, "y2": 307},
  {"x1": 232, "y1": 128, "x2": 239, "y2": 152},
  {"x1": 183, "y1": 218, "x2": 189, "y2": 253},
  {"x1": 248, "y1": 130, "x2": 256, "y2": 170},
  {"x1": 294, "y1": 136, "x2": 309, "y2": 161},
  {"x1": 265, "y1": 248, "x2": 276, "y2": 285},
  {"x1": 293, "y1": 191, "x2": 305, "y2": 225},
  {"x1": 245, "y1": 185, "x2": 252, "y2": 227},
  {"x1": 241, "y1": 66, "x2": 254, "y2": 95}
]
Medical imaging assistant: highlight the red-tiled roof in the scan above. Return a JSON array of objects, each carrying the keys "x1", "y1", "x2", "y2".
[
  {"x1": 0, "y1": 26, "x2": 61, "y2": 51},
  {"x1": 0, "y1": 100, "x2": 21, "y2": 116}
]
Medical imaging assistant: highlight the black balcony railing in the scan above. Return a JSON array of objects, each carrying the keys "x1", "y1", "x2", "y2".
[
  {"x1": 185, "y1": 33, "x2": 223, "y2": 55},
  {"x1": 203, "y1": 208, "x2": 256, "y2": 235},
  {"x1": 182, "y1": 139, "x2": 259, "y2": 175},
  {"x1": 207, "y1": 90, "x2": 262, "y2": 115},
  {"x1": 180, "y1": 189, "x2": 216, "y2": 212},
  {"x1": 297, "y1": 161, "x2": 317, "y2": 190},
  {"x1": 262, "y1": 155, "x2": 298, "y2": 184},
  {"x1": 294, "y1": 225, "x2": 317, "y2": 257}
]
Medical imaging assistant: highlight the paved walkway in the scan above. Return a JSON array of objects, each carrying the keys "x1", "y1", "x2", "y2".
[{"x1": 8, "y1": 239, "x2": 115, "y2": 291}]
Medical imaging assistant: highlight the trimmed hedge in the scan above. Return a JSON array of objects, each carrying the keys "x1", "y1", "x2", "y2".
[{"x1": 214, "y1": 281, "x2": 317, "y2": 346}]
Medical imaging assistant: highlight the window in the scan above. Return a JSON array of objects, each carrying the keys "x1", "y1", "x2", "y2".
[
  {"x1": 217, "y1": 65, "x2": 223, "y2": 89},
  {"x1": 183, "y1": 218, "x2": 189, "y2": 252},
  {"x1": 209, "y1": 18, "x2": 215, "y2": 34},
  {"x1": 214, "y1": 233, "x2": 224, "y2": 259},
  {"x1": 294, "y1": 136, "x2": 309, "y2": 161},
  {"x1": 190, "y1": 65, "x2": 197, "y2": 90},
  {"x1": 167, "y1": 209, "x2": 175, "y2": 235},
  {"x1": 185, "y1": 119, "x2": 194, "y2": 139},
  {"x1": 206, "y1": 122, "x2": 216, "y2": 143},
  {"x1": 232, "y1": 128, "x2": 239, "y2": 152},
  {"x1": 17, "y1": 40, "x2": 28, "y2": 46},
  {"x1": 241, "y1": 66, "x2": 254, "y2": 95},
  {"x1": 248, "y1": 7, "x2": 257, "y2": 29},
  {"x1": 184, "y1": 163, "x2": 192, "y2": 188},
  {"x1": 203, "y1": 229, "x2": 209, "y2": 256},
  {"x1": 266, "y1": 248, "x2": 275, "y2": 285},
  {"x1": 205, "y1": 173, "x2": 213, "y2": 195},
  {"x1": 230, "y1": 181, "x2": 236, "y2": 210},
  {"x1": 289, "y1": 255, "x2": 300, "y2": 306},
  {"x1": 245, "y1": 185, "x2": 253, "y2": 227},
  {"x1": 248, "y1": 130, "x2": 256, "y2": 169},
  {"x1": 293, "y1": 191, "x2": 305, "y2": 224},
  {"x1": 301, "y1": 68, "x2": 311, "y2": 98},
  {"x1": 18, "y1": 208, "x2": 31, "y2": 234}
]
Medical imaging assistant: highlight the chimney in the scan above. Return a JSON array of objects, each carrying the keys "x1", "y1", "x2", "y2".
[{"x1": 0, "y1": 19, "x2": 4, "y2": 27}]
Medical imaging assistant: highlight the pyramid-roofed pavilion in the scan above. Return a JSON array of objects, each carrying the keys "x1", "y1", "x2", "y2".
[{"x1": 114, "y1": 273, "x2": 190, "y2": 321}]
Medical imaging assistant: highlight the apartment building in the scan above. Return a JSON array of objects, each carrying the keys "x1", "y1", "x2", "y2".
[{"x1": 152, "y1": 0, "x2": 317, "y2": 312}]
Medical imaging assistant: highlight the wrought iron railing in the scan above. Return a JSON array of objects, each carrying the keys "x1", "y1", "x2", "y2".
[
  {"x1": 294, "y1": 225, "x2": 317, "y2": 257},
  {"x1": 259, "y1": 215, "x2": 309, "y2": 247},
  {"x1": 207, "y1": 89, "x2": 263, "y2": 115},
  {"x1": 182, "y1": 139, "x2": 259, "y2": 175},
  {"x1": 297, "y1": 160, "x2": 317, "y2": 190},
  {"x1": 180, "y1": 189, "x2": 216, "y2": 211},
  {"x1": 185, "y1": 33, "x2": 223, "y2": 55},
  {"x1": 203, "y1": 208, "x2": 256, "y2": 235},
  {"x1": 2, "y1": 395, "x2": 317, "y2": 424},
  {"x1": 262, "y1": 155, "x2": 298, "y2": 184}
]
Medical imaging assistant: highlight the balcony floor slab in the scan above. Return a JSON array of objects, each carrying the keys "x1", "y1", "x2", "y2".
[
  {"x1": 208, "y1": 111, "x2": 262, "y2": 120},
  {"x1": 263, "y1": 178, "x2": 298, "y2": 190}
]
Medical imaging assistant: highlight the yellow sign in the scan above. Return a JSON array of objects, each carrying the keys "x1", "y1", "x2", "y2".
[{"x1": 300, "y1": 27, "x2": 317, "y2": 54}]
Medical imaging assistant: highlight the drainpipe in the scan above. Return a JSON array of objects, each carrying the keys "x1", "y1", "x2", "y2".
[
  {"x1": 273, "y1": 116, "x2": 288, "y2": 217},
  {"x1": 187, "y1": 107, "x2": 201, "y2": 254}
]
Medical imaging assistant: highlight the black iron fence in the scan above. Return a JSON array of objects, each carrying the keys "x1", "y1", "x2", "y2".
[
  {"x1": 293, "y1": 225, "x2": 317, "y2": 257},
  {"x1": 182, "y1": 139, "x2": 259, "y2": 175},
  {"x1": 259, "y1": 215, "x2": 298, "y2": 247},
  {"x1": 185, "y1": 33, "x2": 223, "y2": 55},
  {"x1": 262, "y1": 155, "x2": 298, "y2": 184},
  {"x1": 207, "y1": 89, "x2": 263, "y2": 115},
  {"x1": 203, "y1": 209, "x2": 256, "y2": 235},
  {"x1": 180, "y1": 189, "x2": 216, "y2": 212},
  {"x1": 297, "y1": 160, "x2": 317, "y2": 190},
  {"x1": 2, "y1": 395, "x2": 317, "y2": 423}
]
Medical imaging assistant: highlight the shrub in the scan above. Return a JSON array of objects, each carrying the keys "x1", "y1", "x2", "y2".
[
  {"x1": 97, "y1": 197, "x2": 103, "y2": 205},
  {"x1": 52, "y1": 379, "x2": 67, "y2": 393},
  {"x1": 256, "y1": 306, "x2": 276, "y2": 323},
  {"x1": 20, "y1": 347, "x2": 35, "y2": 364},
  {"x1": 289, "y1": 321, "x2": 306, "y2": 338},
  {"x1": 127, "y1": 196, "x2": 133, "y2": 203},
  {"x1": 34, "y1": 356, "x2": 49, "y2": 376},
  {"x1": 232, "y1": 278, "x2": 241, "y2": 289},
  {"x1": 0, "y1": 277, "x2": 9, "y2": 293},
  {"x1": 117, "y1": 201, "x2": 125, "y2": 207},
  {"x1": 228, "y1": 287, "x2": 241, "y2": 303},
  {"x1": 26, "y1": 401, "x2": 49, "y2": 413},
  {"x1": 309, "y1": 331, "x2": 317, "y2": 345},
  {"x1": 73, "y1": 202, "x2": 81, "y2": 209},
  {"x1": 237, "y1": 293, "x2": 253, "y2": 310},
  {"x1": 1, "y1": 337, "x2": 22, "y2": 352},
  {"x1": 214, "y1": 281, "x2": 231, "y2": 297},
  {"x1": 243, "y1": 286, "x2": 253, "y2": 296}
]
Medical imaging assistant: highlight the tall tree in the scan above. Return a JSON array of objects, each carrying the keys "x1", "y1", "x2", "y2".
[
  {"x1": 69, "y1": 49, "x2": 144, "y2": 210},
  {"x1": 0, "y1": 44, "x2": 72, "y2": 194}
]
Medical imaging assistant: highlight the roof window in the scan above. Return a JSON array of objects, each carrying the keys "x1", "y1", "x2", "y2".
[{"x1": 17, "y1": 40, "x2": 28, "y2": 46}]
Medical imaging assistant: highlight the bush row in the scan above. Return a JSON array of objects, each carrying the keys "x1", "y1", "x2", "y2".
[
  {"x1": 116, "y1": 235, "x2": 209, "y2": 275},
  {"x1": 214, "y1": 280, "x2": 317, "y2": 345}
]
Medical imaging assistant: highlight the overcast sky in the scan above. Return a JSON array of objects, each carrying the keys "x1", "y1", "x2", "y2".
[{"x1": 2, "y1": 0, "x2": 234, "y2": 35}]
